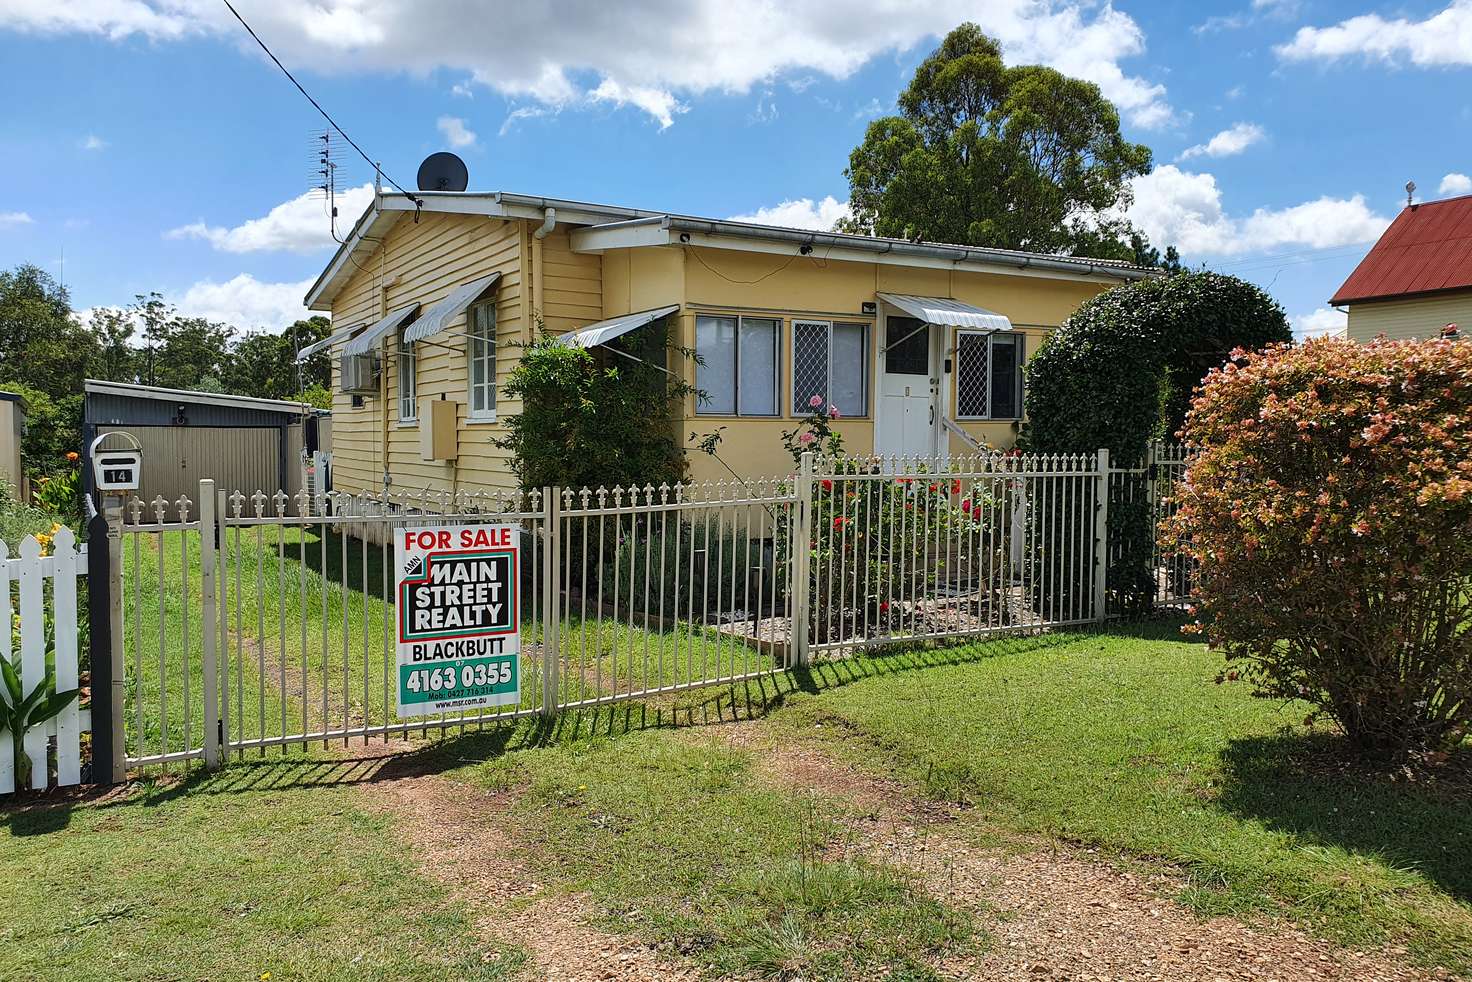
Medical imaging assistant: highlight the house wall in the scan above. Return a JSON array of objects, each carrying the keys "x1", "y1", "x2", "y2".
[
  {"x1": 329, "y1": 212, "x2": 528, "y2": 496},
  {"x1": 1346, "y1": 291, "x2": 1472, "y2": 342},
  {"x1": 0, "y1": 395, "x2": 23, "y2": 500},
  {"x1": 327, "y1": 224, "x2": 1120, "y2": 495},
  {"x1": 676, "y1": 247, "x2": 1110, "y2": 482}
]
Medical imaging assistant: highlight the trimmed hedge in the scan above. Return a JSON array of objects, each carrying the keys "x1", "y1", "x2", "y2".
[{"x1": 1023, "y1": 271, "x2": 1290, "y2": 613}]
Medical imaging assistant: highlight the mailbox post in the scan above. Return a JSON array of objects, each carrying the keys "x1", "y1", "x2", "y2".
[{"x1": 86, "y1": 431, "x2": 142, "y2": 785}]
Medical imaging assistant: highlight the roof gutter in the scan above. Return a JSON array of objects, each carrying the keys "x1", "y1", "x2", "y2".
[{"x1": 664, "y1": 217, "x2": 1153, "y2": 281}]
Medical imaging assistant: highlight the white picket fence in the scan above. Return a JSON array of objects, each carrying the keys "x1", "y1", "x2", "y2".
[{"x1": 1, "y1": 528, "x2": 89, "y2": 794}]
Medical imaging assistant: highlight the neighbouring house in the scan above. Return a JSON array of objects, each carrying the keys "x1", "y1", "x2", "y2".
[
  {"x1": 303, "y1": 189, "x2": 1157, "y2": 496},
  {"x1": 83, "y1": 380, "x2": 331, "y2": 506},
  {"x1": 0, "y1": 390, "x2": 24, "y2": 500},
  {"x1": 1333, "y1": 193, "x2": 1472, "y2": 342}
]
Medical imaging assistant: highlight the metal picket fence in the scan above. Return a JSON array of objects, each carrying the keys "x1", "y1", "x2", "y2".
[{"x1": 108, "y1": 446, "x2": 1191, "y2": 773}]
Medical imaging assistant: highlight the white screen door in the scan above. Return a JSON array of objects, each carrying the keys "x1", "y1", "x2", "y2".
[{"x1": 877, "y1": 316, "x2": 935, "y2": 458}]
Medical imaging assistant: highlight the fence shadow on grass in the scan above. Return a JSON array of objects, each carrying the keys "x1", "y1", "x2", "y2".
[
  {"x1": 2, "y1": 618, "x2": 1182, "y2": 819},
  {"x1": 1214, "y1": 731, "x2": 1472, "y2": 904}
]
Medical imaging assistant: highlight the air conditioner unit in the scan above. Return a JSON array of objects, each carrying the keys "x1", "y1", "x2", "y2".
[{"x1": 338, "y1": 352, "x2": 379, "y2": 395}]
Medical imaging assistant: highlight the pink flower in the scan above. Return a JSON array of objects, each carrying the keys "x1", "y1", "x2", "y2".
[
  {"x1": 798, "y1": 432, "x2": 816, "y2": 445},
  {"x1": 828, "y1": 406, "x2": 841, "y2": 419},
  {"x1": 809, "y1": 394, "x2": 824, "y2": 408}
]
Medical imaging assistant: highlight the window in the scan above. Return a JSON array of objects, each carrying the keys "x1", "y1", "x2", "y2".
[
  {"x1": 397, "y1": 336, "x2": 417, "y2": 423},
  {"x1": 955, "y1": 331, "x2": 1023, "y2": 419},
  {"x1": 468, "y1": 301, "x2": 496, "y2": 420},
  {"x1": 884, "y1": 317, "x2": 929, "y2": 375},
  {"x1": 695, "y1": 314, "x2": 779, "y2": 416},
  {"x1": 792, "y1": 320, "x2": 868, "y2": 417}
]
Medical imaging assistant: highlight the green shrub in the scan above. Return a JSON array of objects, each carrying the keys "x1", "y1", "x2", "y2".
[
  {"x1": 0, "y1": 481, "x2": 63, "y2": 550},
  {"x1": 1165, "y1": 336, "x2": 1472, "y2": 763},
  {"x1": 1023, "y1": 270, "x2": 1290, "y2": 613},
  {"x1": 497, "y1": 320, "x2": 695, "y2": 493}
]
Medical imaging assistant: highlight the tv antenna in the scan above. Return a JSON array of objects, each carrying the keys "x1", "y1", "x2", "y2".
[
  {"x1": 311, "y1": 130, "x2": 355, "y2": 242},
  {"x1": 1405, "y1": 180, "x2": 1417, "y2": 207}
]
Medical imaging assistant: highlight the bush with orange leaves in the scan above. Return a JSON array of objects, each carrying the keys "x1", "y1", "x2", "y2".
[{"x1": 1164, "y1": 336, "x2": 1472, "y2": 763}]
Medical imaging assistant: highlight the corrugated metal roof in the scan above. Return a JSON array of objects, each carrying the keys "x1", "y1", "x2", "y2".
[
  {"x1": 343, "y1": 303, "x2": 419, "y2": 356},
  {"x1": 1331, "y1": 195, "x2": 1472, "y2": 304},
  {"x1": 876, "y1": 293, "x2": 1013, "y2": 331},
  {"x1": 559, "y1": 305, "x2": 680, "y2": 348},
  {"x1": 404, "y1": 272, "x2": 501, "y2": 344}
]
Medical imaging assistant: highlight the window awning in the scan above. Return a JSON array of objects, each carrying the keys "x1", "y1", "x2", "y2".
[
  {"x1": 295, "y1": 322, "x2": 360, "y2": 363},
  {"x1": 403, "y1": 272, "x2": 501, "y2": 344},
  {"x1": 342, "y1": 303, "x2": 420, "y2": 357},
  {"x1": 558, "y1": 304, "x2": 680, "y2": 349},
  {"x1": 876, "y1": 293, "x2": 1013, "y2": 332}
]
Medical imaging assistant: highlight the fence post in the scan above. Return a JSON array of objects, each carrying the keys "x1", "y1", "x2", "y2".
[
  {"x1": 540, "y1": 486, "x2": 560, "y2": 716},
  {"x1": 1093, "y1": 448, "x2": 1110, "y2": 622},
  {"x1": 198, "y1": 480, "x2": 220, "y2": 770},
  {"x1": 790, "y1": 452, "x2": 813, "y2": 667},
  {"x1": 86, "y1": 499, "x2": 127, "y2": 784}
]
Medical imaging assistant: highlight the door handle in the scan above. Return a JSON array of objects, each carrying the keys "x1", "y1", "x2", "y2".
[{"x1": 929, "y1": 404, "x2": 935, "y2": 426}]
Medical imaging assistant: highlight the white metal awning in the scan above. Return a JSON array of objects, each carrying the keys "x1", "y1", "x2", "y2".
[
  {"x1": 559, "y1": 304, "x2": 680, "y2": 349},
  {"x1": 876, "y1": 293, "x2": 1013, "y2": 332},
  {"x1": 295, "y1": 323, "x2": 359, "y2": 362},
  {"x1": 342, "y1": 303, "x2": 419, "y2": 357},
  {"x1": 403, "y1": 272, "x2": 501, "y2": 344}
]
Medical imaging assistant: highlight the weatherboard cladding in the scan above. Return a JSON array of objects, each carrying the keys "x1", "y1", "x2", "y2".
[{"x1": 1331, "y1": 195, "x2": 1472, "y2": 304}]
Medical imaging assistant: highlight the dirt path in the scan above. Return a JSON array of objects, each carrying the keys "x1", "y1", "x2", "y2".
[
  {"x1": 360, "y1": 746, "x2": 696, "y2": 982},
  {"x1": 703, "y1": 720, "x2": 1453, "y2": 982}
]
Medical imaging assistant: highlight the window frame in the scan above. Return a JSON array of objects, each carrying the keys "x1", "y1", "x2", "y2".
[
  {"x1": 693, "y1": 313, "x2": 781, "y2": 418},
  {"x1": 466, "y1": 300, "x2": 497, "y2": 423},
  {"x1": 790, "y1": 319, "x2": 869, "y2": 418},
  {"x1": 953, "y1": 329, "x2": 1024, "y2": 421},
  {"x1": 397, "y1": 334, "x2": 418, "y2": 425}
]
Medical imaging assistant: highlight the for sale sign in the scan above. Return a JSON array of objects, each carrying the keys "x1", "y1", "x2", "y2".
[{"x1": 395, "y1": 524, "x2": 520, "y2": 718}]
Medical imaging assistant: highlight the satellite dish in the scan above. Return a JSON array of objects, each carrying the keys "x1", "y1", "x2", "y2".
[{"x1": 417, "y1": 152, "x2": 469, "y2": 192}]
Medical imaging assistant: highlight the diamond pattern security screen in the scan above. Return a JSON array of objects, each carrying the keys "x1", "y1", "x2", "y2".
[
  {"x1": 792, "y1": 320, "x2": 830, "y2": 413},
  {"x1": 955, "y1": 331, "x2": 990, "y2": 419}
]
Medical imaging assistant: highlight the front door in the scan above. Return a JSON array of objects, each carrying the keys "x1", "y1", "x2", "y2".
[{"x1": 877, "y1": 316, "x2": 936, "y2": 458}]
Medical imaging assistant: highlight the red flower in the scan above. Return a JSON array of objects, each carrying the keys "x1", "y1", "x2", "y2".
[
  {"x1": 820, "y1": 479, "x2": 833, "y2": 491},
  {"x1": 961, "y1": 499, "x2": 973, "y2": 513},
  {"x1": 951, "y1": 479, "x2": 962, "y2": 494},
  {"x1": 928, "y1": 483, "x2": 938, "y2": 492},
  {"x1": 832, "y1": 516, "x2": 846, "y2": 529}
]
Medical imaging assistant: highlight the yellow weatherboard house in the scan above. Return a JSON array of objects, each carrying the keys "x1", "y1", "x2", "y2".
[{"x1": 303, "y1": 189, "x2": 1157, "y2": 495}]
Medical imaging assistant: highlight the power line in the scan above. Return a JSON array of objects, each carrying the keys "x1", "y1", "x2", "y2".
[{"x1": 219, "y1": 0, "x2": 420, "y2": 207}]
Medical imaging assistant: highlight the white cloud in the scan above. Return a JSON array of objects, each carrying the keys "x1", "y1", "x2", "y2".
[
  {"x1": 1178, "y1": 122, "x2": 1264, "y2": 160},
  {"x1": 81, "y1": 134, "x2": 108, "y2": 151},
  {"x1": 588, "y1": 78, "x2": 686, "y2": 130},
  {"x1": 2, "y1": 1, "x2": 1174, "y2": 128},
  {"x1": 0, "y1": 211, "x2": 34, "y2": 227},
  {"x1": 728, "y1": 196, "x2": 852, "y2": 231},
  {"x1": 498, "y1": 106, "x2": 550, "y2": 136},
  {"x1": 1291, "y1": 307, "x2": 1347, "y2": 340},
  {"x1": 167, "y1": 183, "x2": 375, "y2": 253},
  {"x1": 1277, "y1": 1, "x2": 1472, "y2": 66},
  {"x1": 175, "y1": 274, "x2": 316, "y2": 331},
  {"x1": 1440, "y1": 172, "x2": 1472, "y2": 196},
  {"x1": 436, "y1": 115, "x2": 476, "y2": 148},
  {"x1": 1124, "y1": 164, "x2": 1391, "y2": 257},
  {"x1": 451, "y1": 79, "x2": 474, "y2": 98},
  {"x1": 852, "y1": 97, "x2": 886, "y2": 121}
]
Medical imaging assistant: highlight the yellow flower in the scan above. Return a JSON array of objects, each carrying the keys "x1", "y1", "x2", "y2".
[{"x1": 260, "y1": 974, "x2": 272, "y2": 981}]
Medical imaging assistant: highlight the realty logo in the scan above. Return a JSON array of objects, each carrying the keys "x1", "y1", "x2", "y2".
[{"x1": 397, "y1": 548, "x2": 517, "y2": 643}]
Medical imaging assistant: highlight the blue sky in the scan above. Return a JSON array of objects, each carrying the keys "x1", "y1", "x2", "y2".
[{"x1": 1, "y1": 0, "x2": 1469, "y2": 339}]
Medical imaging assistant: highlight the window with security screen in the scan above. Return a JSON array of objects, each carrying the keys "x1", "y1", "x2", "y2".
[
  {"x1": 792, "y1": 320, "x2": 868, "y2": 417},
  {"x1": 956, "y1": 331, "x2": 1023, "y2": 419}
]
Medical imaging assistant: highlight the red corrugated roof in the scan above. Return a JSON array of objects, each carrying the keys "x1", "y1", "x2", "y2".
[{"x1": 1331, "y1": 194, "x2": 1472, "y2": 304}]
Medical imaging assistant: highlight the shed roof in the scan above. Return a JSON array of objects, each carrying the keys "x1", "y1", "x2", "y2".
[
  {"x1": 1331, "y1": 195, "x2": 1472, "y2": 304},
  {"x1": 83, "y1": 380, "x2": 330, "y2": 417}
]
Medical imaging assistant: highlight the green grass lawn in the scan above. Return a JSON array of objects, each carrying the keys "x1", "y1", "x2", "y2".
[
  {"x1": 458, "y1": 727, "x2": 972, "y2": 980},
  {"x1": 14, "y1": 543, "x2": 1472, "y2": 982},
  {"x1": 780, "y1": 624, "x2": 1472, "y2": 973},
  {"x1": 0, "y1": 767, "x2": 526, "y2": 982}
]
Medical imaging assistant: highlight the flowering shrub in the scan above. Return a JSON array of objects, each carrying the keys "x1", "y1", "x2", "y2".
[{"x1": 1164, "y1": 336, "x2": 1472, "y2": 762}]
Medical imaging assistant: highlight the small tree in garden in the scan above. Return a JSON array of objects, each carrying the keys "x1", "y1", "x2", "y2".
[{"x1": 1165, "y1": 336, "x2": 1472, "y2": 763}]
